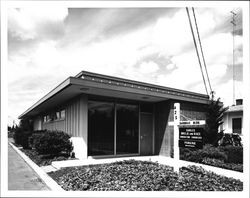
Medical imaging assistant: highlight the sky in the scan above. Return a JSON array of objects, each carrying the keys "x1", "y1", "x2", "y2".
[{"x1": 7, "y1": 6, "x2": 243, "y2": 126}]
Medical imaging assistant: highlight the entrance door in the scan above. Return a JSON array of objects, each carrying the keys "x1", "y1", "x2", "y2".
[{"x1": 140, "y1": 113, "x2": 153, "y2": 155}]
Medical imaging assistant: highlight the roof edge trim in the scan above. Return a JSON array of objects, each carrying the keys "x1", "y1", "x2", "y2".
[{"x1": 77, "y1": 70, "x2": 209, "y2": 99}]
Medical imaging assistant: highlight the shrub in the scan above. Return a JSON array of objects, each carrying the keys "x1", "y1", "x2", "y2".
[
  {"x1": 219, "y1": 133, "x2": 242, "y2": 147},
  {"x1": 202, "y1": 157, "x2": 243, "y2": 172},
  {"x1": 32, "y1": 130, "x2": 73, "y2": 156},
  {"x1": 220, "y1": 145, "x2": 243, "y2": 164},
  {"x1": 28, "y1": 130, "x2": 47, "y2": 149},
  {"x1": 179, "y1": 147, "x2": 193, "y2": 160},
  {"x1": 13, "y1": 118, "x2": 33, "y2": 149},
  {"x1": 13, "y1": 127, "x2": 32, "y2": 149},
  {"x1": 204, "y1": 97, "x2": 227, "y2": 146},
  {"x1": 180, "y1": 144, "x2": 227, "y2": 163}
]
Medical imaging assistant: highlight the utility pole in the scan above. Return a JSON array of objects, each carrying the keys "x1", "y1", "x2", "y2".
[{"x1": 231, "y1": 11, "x2": 236, "y2": 105}]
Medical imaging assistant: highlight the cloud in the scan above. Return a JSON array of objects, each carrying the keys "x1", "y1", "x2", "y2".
[
  {"x1": 8, "y1": 7, "x2": 68, "y2": 40},
  {"x1": 62, "y1": 8, "x2": 177, "y2": 47},
  {"x1": 138, "y1": 61, "x2": 159, "y2": 74},
  {"x1": 152, "y1": 9, "x2": 193, "y2": 56},
  {"x1": 7, "y1": 7, "x2": 243, "y2": 123},
  {"x1": 166, "y1": 63, "x2": 175, "y2": 70},
  {"x1": 156, "y1": 50, "x2": 205, "y2": 92},
  {"x1": 215, "y1": 79, "x2": 243, "y2": 106}
]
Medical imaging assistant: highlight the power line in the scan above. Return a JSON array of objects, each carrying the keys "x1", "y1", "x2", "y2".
[
  {"x1": 192, "y1": 7, "x2": 213, "y2": 96},
  {"x1": 186, "y1": 7, "x2": 209, "y2": 96}
]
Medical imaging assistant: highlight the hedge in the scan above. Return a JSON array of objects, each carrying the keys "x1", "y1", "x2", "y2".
[
  {"x1": 220, "y1": 145, "x2": 243, "y2": 164},
  {"x1": 180, "y1": 144, "x2": 227, "y2": 163},
  {"x1": 32, "y1": 130, "x2": 73, "y2": 156},
  {"x1": 13, "y1": 127, "x2": 32, "y2": 149},
  {"x1": 28, "y1": 130, "x2": 47, "y2": 149}
]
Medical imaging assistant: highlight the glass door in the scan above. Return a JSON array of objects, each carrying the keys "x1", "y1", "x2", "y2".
[
  {"x1": 88, "y1": 100, "x2": 139, "y2": 156},
  {"x1": 88, "y1": 101, "x2": 115, "y2": 156}
]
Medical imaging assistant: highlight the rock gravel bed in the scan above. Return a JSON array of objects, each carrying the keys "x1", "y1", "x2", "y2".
[{"x1": 48, "y1": 160, "x2": 243, "y2": 191}]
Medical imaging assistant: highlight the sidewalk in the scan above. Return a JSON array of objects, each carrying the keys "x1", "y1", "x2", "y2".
[{"x1": 8, "y1": 143, "x2": 50, "y2": 190}]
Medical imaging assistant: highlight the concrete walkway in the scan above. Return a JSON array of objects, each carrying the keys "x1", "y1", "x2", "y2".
[{"x1": 8, "y1": 143, "x2": 50, "y2": 190}]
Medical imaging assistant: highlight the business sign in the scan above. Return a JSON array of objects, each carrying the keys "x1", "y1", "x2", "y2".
[
  {"x1": 179, "y1": 140, "x2": 203, "y2": 149},
  {"x1": 179, "y1": 127, "x2": 203, "y2": 149},
  {"x1": 179, "y1": 120, "x2": 206, "y2": 125}
]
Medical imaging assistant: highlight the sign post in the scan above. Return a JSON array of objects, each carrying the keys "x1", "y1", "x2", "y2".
[
  {"x1": 173, "y1": 103, "x2": 180, "y2": 173},
  {"x1": 172, "y1": 103, "x2": 205, "y2": 173}
]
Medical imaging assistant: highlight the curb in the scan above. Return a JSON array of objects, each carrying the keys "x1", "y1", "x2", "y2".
[
  {"x1": 151, "y1": 156, "x2": 244, "y2": 181},
  {"x1": 8, "y1": 142, "x2": 64, "y2": 191}
]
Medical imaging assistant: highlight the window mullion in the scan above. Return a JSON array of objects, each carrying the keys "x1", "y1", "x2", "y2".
[{"x1": 114, "y1": 102, "x2": 117, "y2": 156}]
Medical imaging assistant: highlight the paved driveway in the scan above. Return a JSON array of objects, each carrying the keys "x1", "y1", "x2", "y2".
[{"x1": 8, "y1": 143, "x2": 50, "y2": 190}]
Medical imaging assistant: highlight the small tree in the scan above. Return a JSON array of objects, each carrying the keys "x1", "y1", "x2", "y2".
[
  {"x1": 13, "y1": 118, "x2": 33, "y2": 149},
  {"x1": 205, "y1": 96, "x2": 228, "y2": 146}
]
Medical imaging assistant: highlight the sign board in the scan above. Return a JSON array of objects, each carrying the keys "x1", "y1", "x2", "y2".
[
  {"x1": 179, "y1": 120, "x2": 206, "y2": 125},
  {"x1": 179, "y1": 140, "x2": 203, "y2": 149},
  {"x1": 168, "y1": 120, "x2": 205, "y2": 126},
  {"x1": 179, "y1": 128, "x2": 203, "y2": 149}
]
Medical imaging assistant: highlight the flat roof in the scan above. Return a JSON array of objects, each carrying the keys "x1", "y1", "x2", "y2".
[
  {"x1": 225, "y1": 105, "x2": 243, "y2": 113},
  {"x1": 19, "y1": 71, "x2": 209, "y2": 119}
]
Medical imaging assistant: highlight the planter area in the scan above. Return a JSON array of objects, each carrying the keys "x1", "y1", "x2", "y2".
[
  {"x1": 180, "y1": 144, "x2": 243, "y2": 172},
  {"x1": 48, "y1": 160, "x2": 243, "y2": 191},
  {"x1": 14, "y1": 130, "x2": 76, "y2": 167},
  {"x1": 21, "y1": 148, "x2": 74, "y2": 167}
]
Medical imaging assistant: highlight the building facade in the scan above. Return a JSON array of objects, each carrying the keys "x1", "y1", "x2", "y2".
[
  {"x1": 222, "y1": 99, "x2": 243, "y2": 135},
  {"x1": 19, "y1": 71, "x2": 209, "y2": 159}
]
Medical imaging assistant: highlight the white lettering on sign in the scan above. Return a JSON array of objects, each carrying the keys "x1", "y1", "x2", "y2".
[{"x1": 179, "y1": 120, "x2": 206, "y2": 125}]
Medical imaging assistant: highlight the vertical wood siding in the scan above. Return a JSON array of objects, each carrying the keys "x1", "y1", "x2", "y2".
[
  {"x1": 65, "y1": 97, "x2": 81, "y2": 136},
  {"x1": 41, "y1": 95, "x2": 87, "y2": 135}
]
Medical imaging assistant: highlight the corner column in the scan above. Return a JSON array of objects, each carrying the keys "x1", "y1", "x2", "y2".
[
  {"x1": 71, "y1": 94, "x2": 88, "y2": 159},
  {"x1": 79, "y1": 94, "x2": 88, "y2": 159}
]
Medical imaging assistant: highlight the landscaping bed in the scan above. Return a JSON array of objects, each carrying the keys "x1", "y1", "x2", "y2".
[
  {"x1": 13, "y1": 129, "x2": 75, "y2": 167},
  {"x1": 21, "y1": 148, "x2": 74, "y2": 167},
  {"x1": 48, "y1": 160, "x2": 243, "y2": 191},
  {"x1": 180, "y1": 144, "x2": 243, "y2": 172}
]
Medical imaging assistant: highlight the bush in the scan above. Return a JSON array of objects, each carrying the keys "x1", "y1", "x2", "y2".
[
  {"x1": 180, "y1": 144, "x2": 227, "y2": 163},
  {"x1": 220, "y1": 145, "x2": 243, "y2": 164},
  {"x1": 202, "y1": 157, "x2": 243, "y2": 172},
  {"x1": 13, "y1": 127, "x2": 32, "y2": 149},
  {"x1": 219, "y1": 133, "x2": 242, "y2": 147},
  {"x1": 28, "y1": 130, "x2": 47, "y2": 149},
  {"x1": 32, "y1": 130, "x2": 73, "y2": 156}
]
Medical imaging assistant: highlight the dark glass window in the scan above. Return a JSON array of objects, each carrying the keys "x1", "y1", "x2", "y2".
[
  {"x1": 232, "y1": 118, "x2": 242, "y2": 134},
  {"x1": 116, "y1": 103, "x2": 139, "y2": 154},
  {"x1": 88, "y1": 101, "x2": 115, "y2": 156},
  {"x1": 140, "y1": 103, "x2": 153, "y2": 113},
  {"x1": 60, "y1": 110, "x2": 65, "y2": 119}
]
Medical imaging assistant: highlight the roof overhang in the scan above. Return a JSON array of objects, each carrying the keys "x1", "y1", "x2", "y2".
[
  {"x1": 225, "y1": 105, "x2": 243, "y2": 113},
  {"x1": 19, "y1": 71, "x2": 209, "y2": 119}
]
